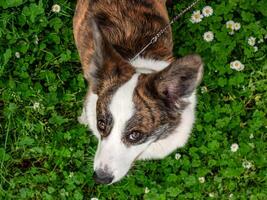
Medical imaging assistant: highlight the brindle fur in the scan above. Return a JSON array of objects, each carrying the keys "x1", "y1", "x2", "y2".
[{"x1": 73, "y1": 0, "x2": 173, "y2": 80}]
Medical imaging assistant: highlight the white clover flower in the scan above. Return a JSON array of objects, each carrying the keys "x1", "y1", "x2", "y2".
[
  {"x1": 226, "y1": 20, "x2": 241, "y2": 35},
  {"x1": 145, "y1": 187, "x2": 150, "y2": 194},
  {"x1": 198, "y1": 177, "x2": 205, "y2": 183},
  {"x1": 254, "y1": 46, "x2": 258, "y2": 52},
  {"x1": 33, "y1": 102, "x2": 40, "y2": 110},
  {"x1": 230, "y1": 60, "x2": 245, "y2": 71},
  {"x1": 201, "y1": 86, "x2": 208, "y2": 93},
  {"x1": 249, "y1": 134, "x2": 254, "y2": 139},
  {"x1": 91, "y1": 198, "x2": 98, "y2": 200},
  {"x1": 229, "y1": 194, "x2": 234, "y2": 198},
  {"x1": 230, "y1": 143, "x2": 239, "y2": 152},
  {"x1": 226, "y1": 20, "x2": 235, "y2": 30},
  {"x1": 203, "y1": 31, "x2": 214, "y2": 42},
  {"x1": 15, "y1": 52, "x2": 20, "y2": 58},
  {"x1": 202, "y1": 6, "x2": 213, "y2": 17},
  {"x1": 234, "y1": 22, "x2": 241, "y2": 31},
  {"x1": 190, "y1": 10, "x2": 204, "y2": 23},
  {"x1": 175, "y1": 153, "x2": 181, "y2": 160},
  {"x1": 69, "y1": 172, "x2": 74, "y2": 178},
  {"x1": 248, "y1": 36, "x2": 256, "y2": 46},
  {"x1": 242, "y1": 160, "x2": 253, "y2": 169},
  {"x1": 209, "y1": 193, "x2": 215, "y2": 198},
  {"x1": 52, "y1": 4, "x2": 61, "y2": 13},
  {"x1": 258, "y1": 39, "x2": 264, "y2": 44}
]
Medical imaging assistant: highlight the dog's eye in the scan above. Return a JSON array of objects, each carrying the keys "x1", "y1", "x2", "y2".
[
  {"x1": 97, "y1": 119, "x2": 106, "y2": 132},
  {"x1": 128, "y1": 131, "x2": 142, "y2": 142}
]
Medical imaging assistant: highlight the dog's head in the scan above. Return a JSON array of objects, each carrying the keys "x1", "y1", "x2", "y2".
[{"x1": 82, "y1": 21, "x2": 203, "y2": 184}]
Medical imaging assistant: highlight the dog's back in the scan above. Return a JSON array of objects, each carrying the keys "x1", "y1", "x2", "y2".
[{"x1": 73, "y1": 0, "x2": 173, "y2": 75}]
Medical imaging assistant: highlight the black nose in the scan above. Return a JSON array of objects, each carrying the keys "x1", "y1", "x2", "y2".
[{"x1": 93, "y1": 169, "x2": 114, "y2": 184}]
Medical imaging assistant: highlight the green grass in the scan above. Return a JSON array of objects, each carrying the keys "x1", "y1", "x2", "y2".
[{"x1": 0, "y1": 0, "x2": 267, "y2": 199}]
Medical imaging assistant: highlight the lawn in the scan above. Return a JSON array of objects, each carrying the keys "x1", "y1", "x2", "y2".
[{"x1": 0, "y1": 0, "x2": 267, "y2": 199}]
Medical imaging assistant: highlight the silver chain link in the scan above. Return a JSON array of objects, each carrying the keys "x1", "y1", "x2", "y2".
[{"x1": 130, "y1": 0, "x2": 201, "y2": 62}]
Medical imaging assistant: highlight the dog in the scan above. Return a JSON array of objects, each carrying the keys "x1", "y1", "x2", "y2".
[{"x1": 73, "y1": 0, "x2": 203, "y2": 184}]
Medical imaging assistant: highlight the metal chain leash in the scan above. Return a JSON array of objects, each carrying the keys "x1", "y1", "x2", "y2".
[{"x1": 130, "y1": 0, "x2": 201, "y2": 62}]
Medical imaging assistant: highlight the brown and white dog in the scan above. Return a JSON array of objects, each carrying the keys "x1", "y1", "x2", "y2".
[{"x1": 73, "y1": 0, "x2": 203, "y2": 184}]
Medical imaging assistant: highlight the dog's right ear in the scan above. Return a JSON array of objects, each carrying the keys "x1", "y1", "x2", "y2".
[
  {"x1": 88, "y1": 18, "x2": 135, "y2": 94},
  {"x1": 88, "y1": 19, "x2": 111, "y2": 91},
  {"x1": 89, "y1": 19, "x2": 105, "y2": 70}
]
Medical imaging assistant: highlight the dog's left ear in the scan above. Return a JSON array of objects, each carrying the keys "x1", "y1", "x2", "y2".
[{"x1": 149, "y1": 54, "x2": 203, "y2": 105}]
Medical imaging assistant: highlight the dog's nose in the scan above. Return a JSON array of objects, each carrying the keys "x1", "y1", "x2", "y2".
[{"x1": 93, "y1": 169, "x2": 114, "y2": 184}]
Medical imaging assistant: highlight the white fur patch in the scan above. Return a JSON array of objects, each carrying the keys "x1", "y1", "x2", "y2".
[
  {"x1": 138, "y1": 92, "x2": 197, "y2": 160},
  {"x1": 130, "y1": 57, "x2": 170, "y2": 73},
  {"x1": 94, "y1": 74, "x2": 144, "y2": 183},
  {"x1": 78, "y1": 107, "x2": 88, "y2": 125},
  {"x1": 109, "y1": 74, "x2": 140, "y2": 135}
]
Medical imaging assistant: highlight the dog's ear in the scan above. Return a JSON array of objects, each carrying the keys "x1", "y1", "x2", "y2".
[
  {"x1": 149, "y1": 55, "x2": 203, "y2": 106},
  {"x1": 90, "y1": 19, "x2": 106, "y2": 69},
  {"x1": 89, "y1": 18, "x2": 112, "y2": 88},
  {"x1": 89, "y1": 19, "x2": 134, "y2": 94}
]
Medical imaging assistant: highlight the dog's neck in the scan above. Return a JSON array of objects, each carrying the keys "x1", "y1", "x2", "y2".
[{"x1": 130, "y1": 57, "x2": 170, "y2": 74}]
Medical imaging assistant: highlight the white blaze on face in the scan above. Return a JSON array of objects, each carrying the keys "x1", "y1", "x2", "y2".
[{"x1": 93, "y1": 74, "x2": 149, "y2": 183}]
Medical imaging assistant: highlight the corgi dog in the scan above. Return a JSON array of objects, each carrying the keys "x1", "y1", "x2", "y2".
[{"x1": 73, "y1": 0, "x2": 203, "y2": 184}]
